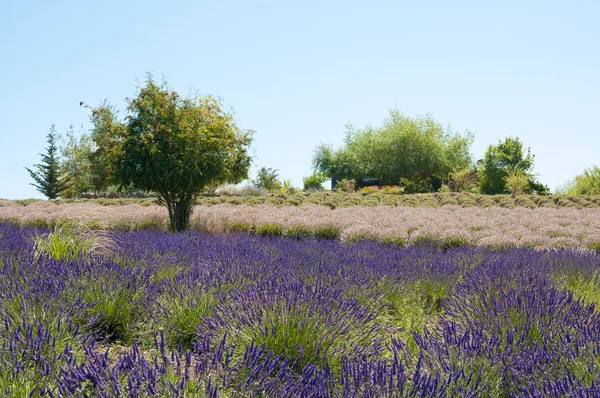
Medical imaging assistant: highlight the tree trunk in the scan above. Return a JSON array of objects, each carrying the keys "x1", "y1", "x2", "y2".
[{"x1": 168, "y1": 199, "x2": 192, "y2": 232}]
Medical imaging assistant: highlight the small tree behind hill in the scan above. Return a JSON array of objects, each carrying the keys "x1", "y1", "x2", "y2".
[{"x1": 26, "y1": 125, "x2": 69, "y2": 199}]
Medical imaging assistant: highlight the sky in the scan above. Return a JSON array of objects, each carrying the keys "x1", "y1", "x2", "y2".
[{"x1": 1, "y1": 0, "x2": 598, "y2": 199}]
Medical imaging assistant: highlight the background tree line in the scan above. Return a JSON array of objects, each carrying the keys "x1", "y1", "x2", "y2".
[
  {"x1": 310, "y1": 111, "x2": 552, "y2": 196},
  {"x1": 27, "y1": 77, "x2": 599, "y2": 231}
]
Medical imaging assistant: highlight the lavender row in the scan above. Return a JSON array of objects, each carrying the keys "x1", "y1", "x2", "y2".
[{"x1": 3, "y1": 202, "x2": 600, "y2": 249}]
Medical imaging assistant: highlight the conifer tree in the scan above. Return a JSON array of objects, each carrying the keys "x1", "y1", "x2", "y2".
[{"x1": 26, "y1": 125, "x2": 68, "y2": 199}]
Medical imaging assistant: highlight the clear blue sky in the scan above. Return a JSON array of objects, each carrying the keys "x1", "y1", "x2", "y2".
[{"x1": 1, "y1": 0, "x2": 598, "y2": 199}]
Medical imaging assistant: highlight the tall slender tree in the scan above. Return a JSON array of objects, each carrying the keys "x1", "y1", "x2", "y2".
[{"x1": 26, "y1": 125, "x2": 68, "y2": 199}]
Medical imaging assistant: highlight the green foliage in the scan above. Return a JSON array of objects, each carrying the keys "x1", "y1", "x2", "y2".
[
  {"x1": 285, "y1": 224, "x2": 313, "y2": 240},
  {"x1": 255, "y1": 223, "x2": 284, "y2": 238},
  {"x1": 227, "y1": 221, "x2": 252, "y2": 234},
  {"x1": 58, "y1": 125, "x2": 97, "y2": 198},
  {"x1": 336, "y1": 178, "x2": 356, "y2": 193},
  {"x1": 504, "y1": 169, "x2": 530, "y2": 196},
  {"x1": 33, "y1": 219, "x2": 114, "y2": 262},
  {"x1": 442, "y1": 235, "x2": 470, "y2": 250},
  {"x1": 86, "y1": 75, "x2": 253, "y2": 232},
  {"x1": 563, "y1": 166, "x2": 600, "y2": 195},
  {"x1": 529, "y1": 179, "x2": 550, "y2": 195},
  {"x1": 313, "y1": 225, "x2": 341, "y2": 240},
  {"x1": 449, "y1": 166, "x2": 477, "y2": 192},
  {"x1": 344, "y1": 231, "x2": 378, "y2": 244},
  {"x1": 378, "y1": 279, "x2": 447, "y2": 354},
  {"x1": 253, "y1": 167, "x2": 281, "y2": 191},
  {"x1": 158, "y1": 292, "x2": 218, "y2": 349},
  {"x1": 380, "y1": 235, "x2": 407, "y2": 247},
  {"x1": 79, "y1": 283, "x2": 141, "y2": 343},
  {"x1": 587, "y1": 242, "x2": 600, "y2": 252},
  {"x1": 283, "y1": 196, "x2": 304, "y2": 206},
  {"x1": 25, "y1": 125, "x2": 69, "y2": 199},
  {"x1": 479, "y1": 137, "x2": 540, "y2": 195},
  {"x1": 557, "y1": 270, "x2": 600, "y2": 310},
  {"x1": 313, "y1": 111, "x2": 473, "y2": 189},
  {"x1": 303, "y1": 172, "x2": 327, "y2": 191}
]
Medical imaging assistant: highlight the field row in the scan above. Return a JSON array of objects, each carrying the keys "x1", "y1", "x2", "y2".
[
  {"x1": 2, "y1": 201, "x2": 600, "y2": 250},
  {"x1": 6, "y1": 192, "x2": 600, "y2": 209}
]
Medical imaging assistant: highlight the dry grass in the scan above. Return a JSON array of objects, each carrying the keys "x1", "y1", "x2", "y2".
[{"x1": 2, "y1": 199, "x2": 600, "y2": 249}]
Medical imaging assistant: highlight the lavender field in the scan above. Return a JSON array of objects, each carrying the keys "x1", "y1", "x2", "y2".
[
  {"x1": 3, "y1": 201, "x2": 600, "y2": 250},
  {"x1": 2, "y1": 221, "x2": 600, "y2": 397}
]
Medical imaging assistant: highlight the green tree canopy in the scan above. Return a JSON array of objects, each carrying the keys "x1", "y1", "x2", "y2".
[
  {"x1": 26, "y1": 125, "x2": 69, "y2": 199},
  {"x1": 479, "y1": 136, "x2": 536, "y2": 195},
  {"x1": 86, "y1": 77, "x2": 253, "y2": 231},
  {"x1": 559, "y1": 166, "x2": 600, "y2": 195},
  {"x1": 312, "y1": 111, "x2": 473, "y2": 191},
  {"x1": 58, "y1": 125, "x2": 95, "y2": 198},
  {"x1": 253, "y1": 167, "x2": 281, "y2": 191}
]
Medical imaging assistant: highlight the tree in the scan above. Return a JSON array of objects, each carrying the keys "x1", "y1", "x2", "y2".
[
  {"x1": 448, "y1": 166, "x2": 478, "y2": 192},
  {"x1": 312, "y1": 111, "x2": 473, "y2": 192},
  {"x1": 479, "y1": 137, "x2": 536, "y2": 195},
  {"x1": 26, "y1": 125, "x2": 69, "y2": 199},
  {"x1": 560, "y1": 166, "x2": 600, "y2": 195},
  {"x1": 303, "y1": 173, "x2": 326, "y2": 191},
  {"x1": 253, "y1": 167, "x2": 281, "y2": 191},
  {"x1": 504, "y1": 169, "x2": 530, "y2": 197},
  {"x1": 86, "y1": 77, "x2": 253, "y2": 231},
  {"x1": 58, "y1": 125, "x2": 96, "y2": 198}
]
